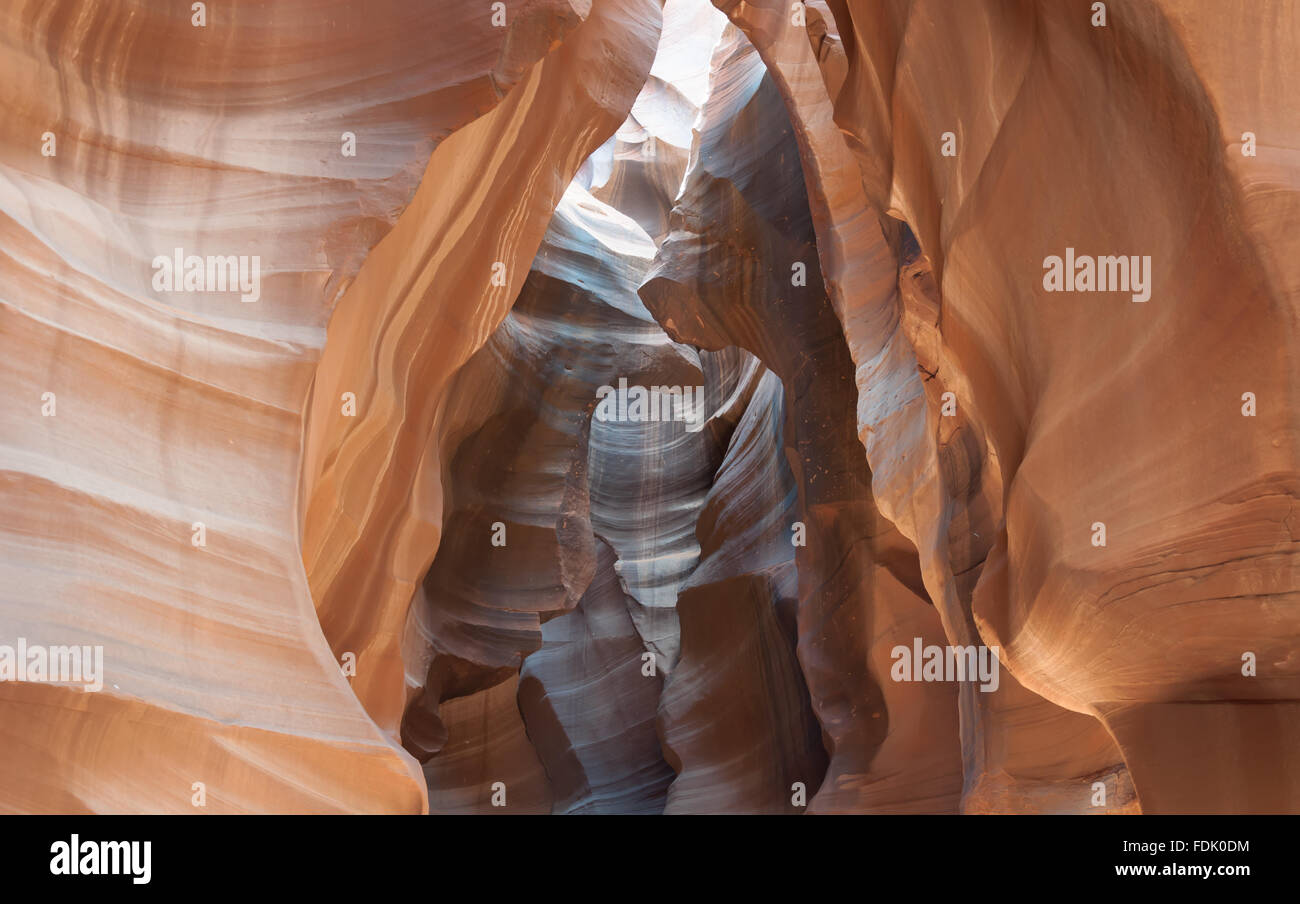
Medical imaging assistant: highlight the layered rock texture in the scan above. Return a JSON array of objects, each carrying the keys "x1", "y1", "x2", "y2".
[{"x1": 0, "y1": 0, "x2": 1295, "y2": 814}]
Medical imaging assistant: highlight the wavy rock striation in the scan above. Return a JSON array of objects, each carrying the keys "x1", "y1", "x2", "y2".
[
  {"x1": 1, "y1": 0, "x2": 1295, "y2": 815},
  {"x1": 642, "y1": 23, "x2": 960, "y2": 812},
  {"x1": 718, "y1": 0, "x2": 1297, "y2": 813},
  {"x1": 0, "y1": 0, "x2": 597, "y2": 814}
]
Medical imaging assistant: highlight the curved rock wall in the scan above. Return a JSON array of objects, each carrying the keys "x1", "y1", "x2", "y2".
[
  {"x1": 720, "y1": 0, "x2": 1297, "y2": 813},
  {"x1": 1, "y1": 0, "x2": 1295, "y2": 815},
  {"x1": 0, "y1": 0, "x2": 594, "y2": 814}
]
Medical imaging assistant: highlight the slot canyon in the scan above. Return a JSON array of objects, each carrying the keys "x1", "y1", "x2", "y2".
[{"x1": 0, "y1": 0, "x2": 1297, "y2": 816}]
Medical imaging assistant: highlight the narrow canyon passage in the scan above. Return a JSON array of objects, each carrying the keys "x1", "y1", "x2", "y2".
[
  {"x1": 395, "y1": 5, "x2": 832, "y2": 813},
  {"x1": 309, "y1": 0, "x2": 1151, "y2": 814},
  {"x1": 2, "y1": 0, "x2": 1295, "y2": 819}
]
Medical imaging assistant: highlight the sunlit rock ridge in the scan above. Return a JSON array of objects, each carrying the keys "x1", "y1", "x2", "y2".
[{"x1": 0, "y1": 0, "x2": 1295, "y2": 814}]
